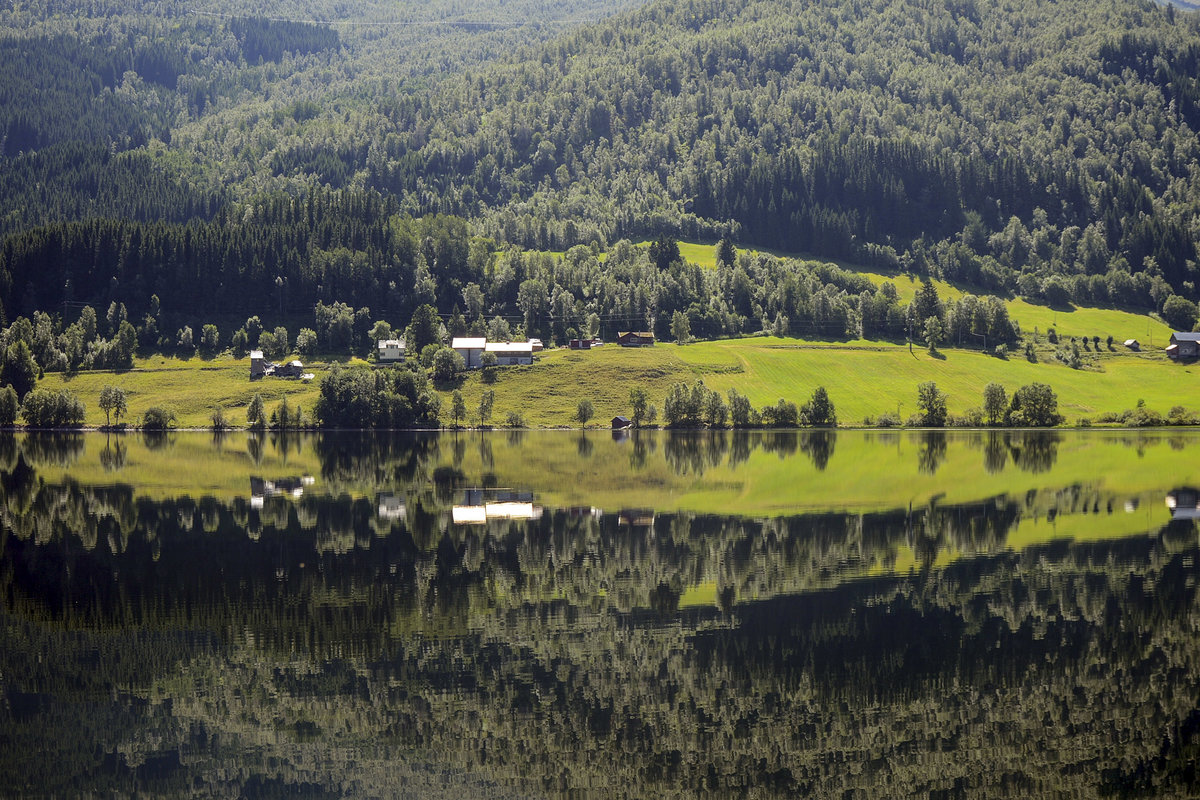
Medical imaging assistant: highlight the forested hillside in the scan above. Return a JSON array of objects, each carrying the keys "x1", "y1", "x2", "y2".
[{"x1": 0, "y1": 0, "x2": 1198, "y2": 331}]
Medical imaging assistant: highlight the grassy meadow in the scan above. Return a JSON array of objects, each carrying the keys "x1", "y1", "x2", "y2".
[
  {"x1": 29, "y1": 332, "x2": 1197, "y2": 430},
  {"x1": 451, "y1": 335, "x2": 1194, "y2": 428}
]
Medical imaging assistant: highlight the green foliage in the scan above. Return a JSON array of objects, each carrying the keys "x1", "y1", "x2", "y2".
[
  {"x1": 406, "y1": 304, "x2": 443, "y2": 355},
  {"x1": 98, "y1": 385, "x2": 127, "y2": 427},
  {"x1": 760, "y1": 398, "x2": 800, "y2": 428},
  {"x1": 0, "y1": 384, "x2": 18, "y2": 426},
  {"x1": 451, "y1": 391, "x2": 467, "y2": 428},
  {"x1": 431, "y1": 347, "x2": 464, "y2": 383},
  {"x1": 1007, "y1": 383, "x2": 1063, "y2": 427},
  {"x1": 575, "y1": 399, "x2": 595, "y2": 428},
  {"x1": 2, "y1": 340, "x2": 39, "y2": 401},
  {"x1": 629, "y1": 387, "x2": 649, "y2": 427},
  {"x1": 983, "y1": 383, "x2": 1008, "y2": 427},
  {"x1": 296, "y1": 328, "x2": 318, "y2": 356},
  {"x1": 478, "y1": 390, "x2": 495, "y2": 426},
  {"x1": 923, "y1": 316, "x2": 945, "y2": 353},
  {"x1": 801, "y1": 386, "x2": 837, "y2": 427},
  {"x1": 20, "y1": 387, "x2": 84, "y2": 428},
  {"x1": 663, "y1": 381, "x2": 723, "y2": 428},
  {"x1": 200, "y1": 324, "x2": 220, "y2": 353},
  {"x1": 314, "y1": 363, "x2": 441, "y2": 429},
  {"x1": 141, "y1": 406, "x2": 176, "y2": 430},
  {"x1": 247, "y1": 393, "x2": 266, "y2": 430},
  {"x1": 1162, "y1": 295, "x2": 1198, "y2": 331},
  {"x1": 671, "y1": 310, "x2": 691, "y2": 345},
  {"x1": 916, "y1": 382, "x2": 948, "y2": 427}
]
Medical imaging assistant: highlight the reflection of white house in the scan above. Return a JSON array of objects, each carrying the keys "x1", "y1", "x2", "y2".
[
  {"x1": 250, "y1": 475, "x2": 315, "y2": 508},
  {"x1": 377, "y1": 492, "x2": 407, "y2": 520},
  {"x1": 452, "y1": 337, "x2": 486, "y2": 368},
  {"x1": 485, "y1": 502, "x2": 541, "y2": 520},
  {"x1": 485, "y1": 341, "x2": 534, "y2": 365},
  {"x1": 452, "y1": 506, "x2": 488, "y2": 525},
  {"x1": 378, "y1": 339, "x2": 405, "y2": 363},
  {"x1": 451, "y1": 488, "x2": 542, "y2": 524},
  {"x1": 1167, "y1": 489, "x2": 1200, "y2": 520}
]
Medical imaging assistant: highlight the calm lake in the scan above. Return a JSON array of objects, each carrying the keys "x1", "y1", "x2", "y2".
[{"x1": 2, "y1": 429, "x2": 1199, "y2": 797}]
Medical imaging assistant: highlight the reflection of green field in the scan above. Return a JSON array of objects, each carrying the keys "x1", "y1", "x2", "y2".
[
  {"x1": 467, "y1": 431, "x2": 1200, "y2": 517},
  {"x1": 28, "y1": 430, "x2": 1200, "y2": 531},
  {"x1": 456, "y1": 335, "x2": 1196, "y2": 427}
]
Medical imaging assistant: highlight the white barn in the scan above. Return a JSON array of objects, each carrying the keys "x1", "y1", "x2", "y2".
[
  {"x1": 485, "y1": 341, "x2": 534, "y2": 365},
  {"x1": 452, "y1": 337, "x2": 487, "y2": 368}
]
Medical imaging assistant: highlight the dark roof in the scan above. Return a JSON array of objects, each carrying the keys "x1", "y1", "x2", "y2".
[{"x1": 1171, "y1": 332, "x2": 1200, "y2": 342}]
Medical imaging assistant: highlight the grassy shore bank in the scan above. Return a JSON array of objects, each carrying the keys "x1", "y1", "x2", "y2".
[{"x1": 29, "y1": 332, "x2": 1197, "y2": 429}]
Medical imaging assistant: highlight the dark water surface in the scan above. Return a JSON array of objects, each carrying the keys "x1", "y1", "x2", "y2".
[{"x1": 2, "y1": 429, "x2": 1200, "y2": 797}]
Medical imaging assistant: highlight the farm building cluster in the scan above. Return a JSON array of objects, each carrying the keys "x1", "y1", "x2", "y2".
[{"x1": 250, "y1": 351, "x2": 313, "y2": 380}]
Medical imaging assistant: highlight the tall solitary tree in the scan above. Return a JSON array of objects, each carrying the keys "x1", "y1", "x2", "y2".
[{"x1": 575, "y1": 399, "x2": 595, "y2": 428}]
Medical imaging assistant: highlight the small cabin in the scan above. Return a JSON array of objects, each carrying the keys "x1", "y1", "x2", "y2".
[
  {"x1": 528, "y1": 338, "x2": 544, "y2": 352},
  {"x1": 612, "y1": 415, "x2": 632, "y2": 429},
  {"x1": 485, "y1": 341, "x2": 534, "y2": 366},
  {"x1": 378, "y1": 339, "x2": 406, "y2": 363},
  {"x1": 617, "y1": 331, "x2": 655, "y2": 347},
  {"x1": 1166, "y1": 332, "x2": 1200, "y2": 360},
  {"x1": 1124, "y1": 339, "x2": 1140, "y2": 352},
  {"x1": 250, "y1": 350, "x2": 266, "y2": 379},
  {"x1": 452, "y1": 337, "x2": 486, "y2": 368}
]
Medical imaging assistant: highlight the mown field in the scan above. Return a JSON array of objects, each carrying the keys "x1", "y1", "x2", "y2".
[
  {"x1": 37, "y1": 354, "x2": 327, "y2": 428},
  {"x1": 453, "y1": 335, "x2": 1194, "y2": 427},
  {"x1": 30, "y1": 331, "x2": 1196, "y2": 429}
]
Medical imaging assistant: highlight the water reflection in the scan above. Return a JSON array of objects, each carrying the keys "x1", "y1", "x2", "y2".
[{"x1": 1, "y1": 430, "x2": 1200, "y2": 797}]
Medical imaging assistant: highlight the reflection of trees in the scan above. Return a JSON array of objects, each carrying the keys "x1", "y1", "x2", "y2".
[
  {"x1": 6, "y1": 431, "x2": 1200, "y2": 798},
  {"x1": 799, "y1": 430, "x2": 836, "y2": 471},
  {"x1": 984, "y1": 431, "x2": 1008, "y2": 473},
  {"x1": 20, "y1": 433, "x2": 84, "y2": 467},
  {"x1": 141, "y1": 429, "x2": 172, "y2": 451},
  {"x1": 99, "y1": 435, "x2": 126, "y2": 472},
  {"x1": 576, "y1": 432, "x2": 593, "y2": 458},
  {"x1": 916, "y1": 430, "x2": 947, "y2": 475},
  {"x1": 3, "y1": 499, "x2": 1199, "y2": 799},
  {"x1": 663, "y1": 431, "x2": 726, "y2": 475},
  {"x1": 1006, "y1": 431, "x2": 1059, "y2": 473}
]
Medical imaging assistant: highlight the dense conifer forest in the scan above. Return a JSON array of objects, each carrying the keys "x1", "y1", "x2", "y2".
[{"x1": 0, "y1": 0, "x2": 1198, "y2": 340}]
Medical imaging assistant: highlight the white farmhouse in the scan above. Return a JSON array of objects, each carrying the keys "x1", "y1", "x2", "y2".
[{"x1": 377, "y1": 339, "x2": 406, "y2": 363}]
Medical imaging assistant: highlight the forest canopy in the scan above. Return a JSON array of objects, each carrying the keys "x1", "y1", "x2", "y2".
[{"x1": 0, "y1": 0, "x2": 1198, "y2": 329}]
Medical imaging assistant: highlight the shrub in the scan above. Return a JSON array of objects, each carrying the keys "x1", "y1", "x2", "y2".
[
  {"x1": 504, "y1": 411, "x2": 525, "y2": 428},
  {"x1": 141, "y1": 406, "x2": 177, "y2": 430}
]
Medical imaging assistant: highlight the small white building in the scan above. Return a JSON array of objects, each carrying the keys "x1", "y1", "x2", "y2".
[
  {"x1": 250, "y1": 349, "x2": 266, "y2": 379},
  {"x1": 452, "y1": 337, "x2": 487, "y2": 368},
  {"x1": 378, "y1": 339, "x2": 406, "y2": 363},
  {"x1": 486, "y1": 341, "x2": 534, "y2": 366}
]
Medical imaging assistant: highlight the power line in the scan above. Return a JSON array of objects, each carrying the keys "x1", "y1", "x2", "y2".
[{"x1": 187, "y1": 8, "x2": 619, "y2": 28}]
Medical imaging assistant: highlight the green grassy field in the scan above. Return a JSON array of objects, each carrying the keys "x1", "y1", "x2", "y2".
[
  {"x1": 29, "y1": 333, "x2": 1197, "y2": 430},
  {"x1": 37, "y1": 354, "x2": 326, "y2": 428},
  {"x1": 452, "y1": 336, "x2": 1195, "y2": 427}
]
